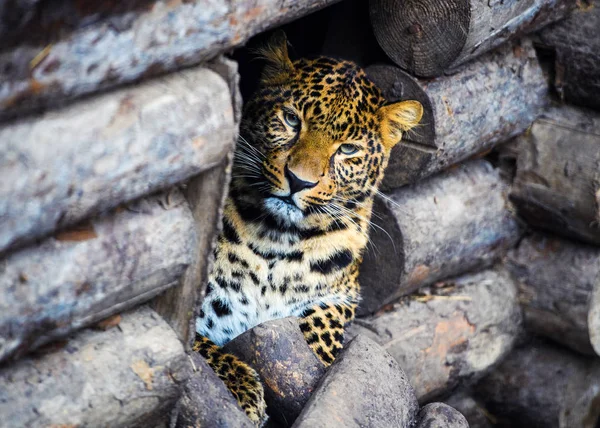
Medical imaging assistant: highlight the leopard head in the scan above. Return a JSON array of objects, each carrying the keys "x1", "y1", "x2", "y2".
[{"x1": 234, "y1": 32, "x2": 423, "y2": 228}]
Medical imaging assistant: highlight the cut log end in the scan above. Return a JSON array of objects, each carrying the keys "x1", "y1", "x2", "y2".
[{"x1": 369, "y1": 0, "x2": 470, "y2": 77}]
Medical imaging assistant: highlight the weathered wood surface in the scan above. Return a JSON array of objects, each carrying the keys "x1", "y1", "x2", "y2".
[
  {"x1": 475, "y1": 341, "x2": 600, "y2": 428},
  {"x1": 176, "y1": 352, "x2": 253, "y2": 428},
  {"x1": 0, "y1": 0, "x2": 340, "y2": 119},
  {"x1": 506, "y1": 233, "x2": 600, "y2": 356},
  {"x1": 293, "y1": 335, "x2": 419, "y2": 428},
  {"x1": 510, "y1": 105, "x2": 600, "y2": 245},
  {"x1": 350, "y1": 269, "x2": 523, "y2": 402},
  {"x1": 0, "y1": 306, "x2": 189, "y2": 428},
  {"x1": 369, "y1": 0, "x2": 574, "y2": 77},
  {"x1": 367, "y1": 39, "x2": 547, "y2": 189},
  {"x1": 0, "y1": 66, "x2": 234, "y2": 255},
  {"x1": 536, "y1": 0, "x2": 600, "y2": 110},
  {"x1": 358, "y1": 160, "x2": 520, "y2": 316},
  {"x1": 223, "y1": 317, "x2": 326, "y2": 425},
  {"x1": 152, "y1": 57, "x2": 239, "y2": 347},
  {"x1": 0, "y1": 190, "x2": 196, "y2": 363}
]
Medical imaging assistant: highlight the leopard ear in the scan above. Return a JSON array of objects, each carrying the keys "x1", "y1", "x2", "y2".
[
  {"x1": 256, "y1": 30, "x2": 295, "y2": 85},
  {"x1": 378, "y1": 100, "x2": 424, "y2": 149}
]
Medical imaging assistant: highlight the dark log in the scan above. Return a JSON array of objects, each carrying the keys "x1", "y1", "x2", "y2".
[
  {"x1": 0, "y1": 0, "x2": 339, "y2": 120},
  {"x1": 366, "y1": 39, "x2": 548, "y2": 189},
  {"x1": 444, "y1": 391, "x2": 495, "y2": 428},
  {"x1": 152, "y1": 57, "x2": 239, "y2": 347},
  {"x1": 358, "y1": 160, "x2": 521, "y2": 315},
  {"x1": 0, "y1": 306, "x2": 189, "y2": 428},
  {"x1": 369, "y1": 0, "x2": 574, "y2": 77},
  {"x1": 415, "y1": 403, "x2": 469, "y2": 428},
  {"x1": 350, "y1": 269, "x2": 523, "y2": 402},
  {"x1": 0, "y1": 190, "x2": 196, "y2": 363},
  {"x1": 292, "y1": 335, "x2": 419, "y2": 428},
  {"x1": 475, "y1": 341, "x2": 600, "y2": 428},
  {"x1": 536, "y1": 0, "x2": 600, "y2": 110},
  {"x1": 506, "y1": 233, "x2": 600, "y2": 356},
  {"x1": 510, "y1": 105, "x2": 600, "y2": 245},
  {"x1": 223, "y1": 317, "x2": 326, "y2": 425},
  {"x1": 0, "y1": 65, "x2": 235, "y2": 255},
  {"x1": 176, "y1": 352, "x2": 253, "y2": 428}
]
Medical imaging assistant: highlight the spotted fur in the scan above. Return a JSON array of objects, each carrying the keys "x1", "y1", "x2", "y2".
[{"x1": 195, "y1": 31, "x2": 423, "y2": 426}]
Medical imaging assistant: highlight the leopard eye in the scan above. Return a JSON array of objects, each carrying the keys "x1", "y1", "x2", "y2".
[
  {"x1": 338, "y1": 144, "x2": 359, "y2": 155},
  {"x1": 283, "y1": 111, "x2": 300, "y2": 129}
]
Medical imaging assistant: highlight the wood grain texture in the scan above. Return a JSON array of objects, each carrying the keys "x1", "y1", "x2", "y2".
[
  {"x1": 536, "y1": 0, "x2": 600, "y2": 110},
  {"x1": 0, "y1": 0, "x2": 340, "y2": 119},
  {"x1": 350, "y1": 269, "x2": 523, "y2": 402},
  {"x1": 0, "y1": 66, "x2": 234, "y2": 255},
  {"x1": 510, "y1": 105, "x2": 600, "y2": 245},
  {"x1": 0, "y1": 306, "x2": 189, "y2": 428},
  {"x1": 506, "y1": 233, "x2": 600, "y2": 356},
  {"x1": 358, "y1": 160, "x2": 521, "y2": 316},
  {"x1": 475, "y1": 341, "x2": 600, "y2": 428},
  {"x1": 0, "y1": 190, "x2": 195, "y2": 363},
  {"x1": 368, "y1": 39, "x2": 548, "y2": 189},
  {"x1": 370, "y1": 0, "x2": 574, "y2": 77}
]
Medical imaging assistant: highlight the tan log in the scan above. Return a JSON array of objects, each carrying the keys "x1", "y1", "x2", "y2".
[
  {"x1": 475, "y1": 341, "x2": 600, "y2": 428},
  {"x1": 0, "y1": 0, "x2": 339, "y2": 119},
  {"x1": 349, "y1": 269, "x2": 523, "y2": 402},
  {"x1": 536, "y1": 0, "x2": 600, "y2": 110},
  {"x1": 369, "y1": 0, "x2": 574, "y2": 77},
  {"x1": 506, "y1": 233, "x2": 600, "y2": 356},
  {"x1": 0, "y1": 306, "x2": 189, "y2": 428},
  {"x1": 366, "y1": 39, "x2": 547, "y2": 189},
  {"x1": 0, "y1": 189, "x2": 196, "y2": 363},
  {"x1": 0, "y1": 64, "x2": 235, "y2": 255},
  {"x1": 358, "y1": 160, "x2": 521, "y2": 315},
  {"x1": 510, "y1": 105, "x2": 600, "y2": 245}
]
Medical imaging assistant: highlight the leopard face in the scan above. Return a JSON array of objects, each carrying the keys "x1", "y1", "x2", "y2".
[{"x1": 233, "y1": 32, "x2": 423, "y2": 229}]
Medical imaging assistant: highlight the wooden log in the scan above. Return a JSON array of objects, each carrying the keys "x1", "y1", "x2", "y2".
[
  {"x1": 0, "y1": 65, "x2": 235, "y2": 255},
  {"x1": 0, "y1": 0, "x2": 339, "y2": 119},
  {"x1": 510, "y1": 105, "x2": 600, "y2": 245},
  {"x1": 506, "y1": 233, "x2": 600, "y2": 356},
  {"x1": 152, "y1": 57, "x2": 239, "y2": 347},
  {"x1": 369, "y1": 0, "x2": 574, "y2": 77},
  {"x1": 366, "y1": 39, "x2": 548, "y2": 189},
  {"x1": 293, "y1": 335, "x2": 419, "y2": 428},
  {"x1": 0, "y1": 189, "x2": 196, "y2": 363},
  {"x1": 536, "y1": 0, "x2": 600, "y2": 110},
  {"x1": 349, "y1": 269, "x2": 523, "y2": 402},
  {"x1": 0, "y1": 306, "x2": 189, "y2": 428},
  {"x1": 223, "y1": 317, "x2": 326, "y2": 426},
  {"x1": 475, "y1": 341, "x2": 600, "y2": 428},
  {"x1": 358, "y1": 160, "x2": 521, "y2": 316}
]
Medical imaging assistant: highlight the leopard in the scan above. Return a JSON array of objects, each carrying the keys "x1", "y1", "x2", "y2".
[{"x1": 194, "y1": 31, "x2": 423, "y2": 426}]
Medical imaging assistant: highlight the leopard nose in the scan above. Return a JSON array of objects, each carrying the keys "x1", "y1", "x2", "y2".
[{"x1": 285, "y1": 165, "x2": 318, "y2": 194}]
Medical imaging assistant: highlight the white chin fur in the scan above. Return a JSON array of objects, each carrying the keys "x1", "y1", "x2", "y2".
[{"x1": 264, "y1": 197, "x2": 304, "y2": 225}]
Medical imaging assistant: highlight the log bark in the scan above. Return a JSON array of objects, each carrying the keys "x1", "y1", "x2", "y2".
[
  {"x1": 0, "y1": 189, "x2": 196, "y2": 363},
  {"x1": 292, "y1": 335, "x2": 419, "y2": 428},
  {"x1": 510, "y1": 105, "x2": 600, "y2": 245},
  {"x1": 0, "y1": 305, "x2": 189, "y2": 428},
  {"x1": 536, "y1": 0, "x2": 600, "y2": 110},
  {"x1": 349, "y1": 269, "x2": 523, "y2": 402},
  {"x1": 506, "y1": 233, "x2": 600, "y2": 356},
  {"x1": 369, "y1": 0, "x2": 574, "y2": 77},
  {"x1": 0, "y1": 0, "x2": 340, "y2": 120},
  {"x1": 367, "y1": 39, "x2": 548, "y2": 189},
  {"x1": 358, "y1": 160, "x2": 521, "y2": 316},
  {"x1": 152, "y1": 57, "x2": 239, "y2": 347},
  {"x1": 0, "y1": 65, "x2": 235, "y2": 255},
  {"x1": 475, "y1": 340, "x2": 600, "y2": 428},
  {"x1": 223, "y1": 317, "x2": 327, "y2": 425}
]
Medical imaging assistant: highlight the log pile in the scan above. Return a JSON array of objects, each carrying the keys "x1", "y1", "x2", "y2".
[{"x1": 1, "y1": 0, "x2": 599, "y2": 427}]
